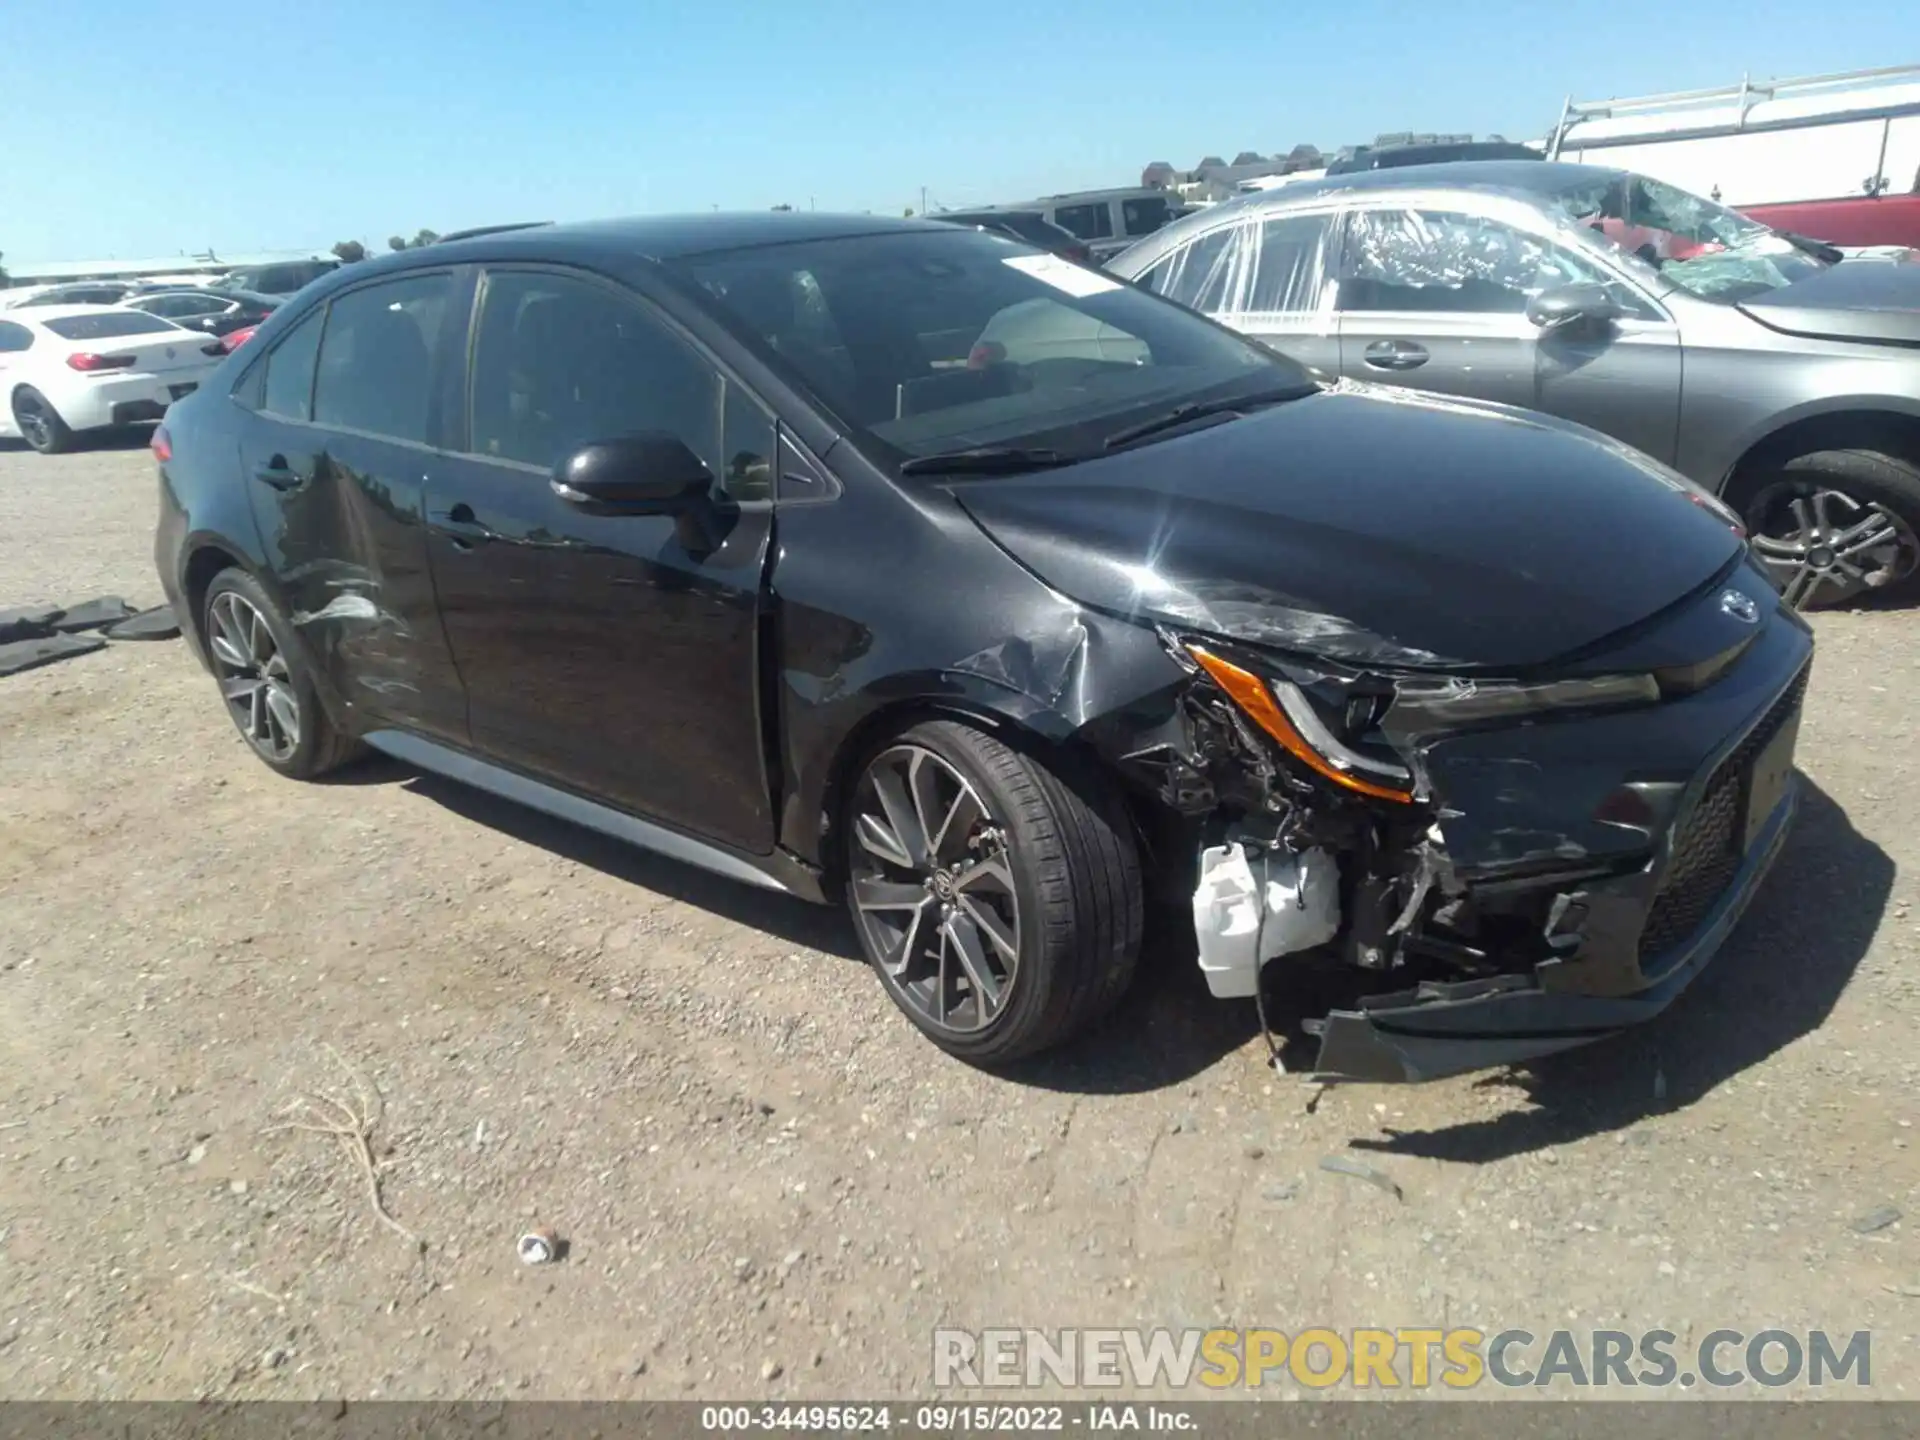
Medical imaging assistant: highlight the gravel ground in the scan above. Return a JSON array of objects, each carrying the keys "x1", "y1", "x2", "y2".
[{"x1": 1, "y1": 437, "x2": 1916, "y2": 1402}]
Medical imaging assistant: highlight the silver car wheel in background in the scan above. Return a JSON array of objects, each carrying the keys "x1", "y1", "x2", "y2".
[
  {"x1": 207, "y1": 591, "x2": 301, "y2": 762},
  {"x1": 848, "y1": 744, "x2": 1020, "y2": 1034},
  {"x1": 1747, "y1": 483, "x2": 1920, "y2": 608}
]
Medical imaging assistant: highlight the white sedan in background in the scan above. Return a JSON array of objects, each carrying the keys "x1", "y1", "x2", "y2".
[{"x1": 0, "y1": 306, "x2": 223, "y2": 453}]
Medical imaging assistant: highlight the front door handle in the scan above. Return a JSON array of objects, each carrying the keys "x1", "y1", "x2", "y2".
[
  {"x1": 430, "y1": 502, "x2": 497, "y2": 548},
  {"x1": 1363, "y1": 339, "x2": 1430, "y2": 371},
  {"x1": 252, "y1": 455, "x2": 304, "y2": 490}
]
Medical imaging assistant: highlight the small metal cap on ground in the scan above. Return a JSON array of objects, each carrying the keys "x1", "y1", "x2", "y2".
[{"x1": 517, "y1": 1226, "x2": 561, "y2": 1264}]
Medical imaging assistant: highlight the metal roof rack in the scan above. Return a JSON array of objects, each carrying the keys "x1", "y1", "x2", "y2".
[
  {"x1": 433, "y1": 222, "x2": 554, "y2": 244},
  {"x1": 1547, "y1": 63, "x2": 1920, "y2": 156}
]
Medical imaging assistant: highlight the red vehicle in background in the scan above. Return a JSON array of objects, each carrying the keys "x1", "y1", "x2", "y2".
[{"x1": 1548, "y1": 65, "x2": 1920, "y2": 250}]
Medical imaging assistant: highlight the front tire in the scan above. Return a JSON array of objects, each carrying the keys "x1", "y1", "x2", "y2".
[
  {"x1": 1735, "y1": 449, "x2": 1920, "y2": 608},
  {"x1": 201, "y1": 569, "x2": 360, "y2": 780},
  {"x1": 844, "y1": 719, "x2": 1142, "y2": 1064},
  {"x1": 11, "y1": 388, "x2": 74, "y2": 455}
]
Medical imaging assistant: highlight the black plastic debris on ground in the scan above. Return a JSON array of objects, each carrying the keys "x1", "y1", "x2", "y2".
[
  {"x1": 52, "y1": 596, "x2": 137, "y2": 633},
  {"x1": 0, "y1": 605, "x2": 64, "y2": 644},
  {"x1": 0, "y1": 632, "x2": 107, "y2": 678},
  {"x1": 105, "y1": 604, "x2": 180, "y2": 641}
]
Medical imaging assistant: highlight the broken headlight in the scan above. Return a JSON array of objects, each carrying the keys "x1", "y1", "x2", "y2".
[{"x1": 1186, "y1": 646, "x2": 1417, "y2": 804}]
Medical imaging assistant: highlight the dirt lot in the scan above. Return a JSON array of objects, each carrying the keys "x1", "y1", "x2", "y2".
[{"x1": 1, "y1": 437, "x2": 1916, "y2": 1402}]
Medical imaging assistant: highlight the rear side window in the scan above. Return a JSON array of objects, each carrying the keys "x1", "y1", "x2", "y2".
[
  {"x1": 1122, "y1": 196, "x2": 1172, "y2": 236},
  {"x1": 312, "y1": 273, "x2": 451, "y2": 443},
  {"x1": 467, "y1": 269, "x2": 723, "y2": 475},
  {"x1": 42, "y1": 313, "x2": 178, "y2": 340},
  {"x1": 0, "y1": 321, "x2": 31, "y2": 352},
  {"x1": 1052, "y1": 203, "x2": 1114, "y2": 241},
  {"x1": 260, "y1": 308, "x2": 325, "y2": 419}
]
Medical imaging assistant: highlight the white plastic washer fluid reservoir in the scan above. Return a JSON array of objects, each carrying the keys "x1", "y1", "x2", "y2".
[{"x1": 1192, "y1": 842, "x2": 1340, "y2": 999}]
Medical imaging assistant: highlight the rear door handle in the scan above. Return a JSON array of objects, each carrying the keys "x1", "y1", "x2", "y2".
[
  {"x1": 252, "y1": 455, "x2": 305, "y2": 490},
  {"x1": 1363, "y1": 339, "x2": 1430, "y2": 371}
]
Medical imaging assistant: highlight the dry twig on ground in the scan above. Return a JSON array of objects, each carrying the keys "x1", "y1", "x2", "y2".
[{"x1": 267, "y1": 1044, "x2": 421, "y2": 1250}]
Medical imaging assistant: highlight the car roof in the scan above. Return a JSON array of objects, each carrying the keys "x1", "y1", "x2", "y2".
[
  {"x1": 12, "y1": 303, "x2": 153, "y2": 322},
  {"x1": 305, "y1": 212, "x2": 961, "y2": 288},
  {"x1": 136, "y1": 287, "x2": 275, "y2": 303},
  {"x1": 1243, "y1": 158, "x2": 1625, "y2": 207}
]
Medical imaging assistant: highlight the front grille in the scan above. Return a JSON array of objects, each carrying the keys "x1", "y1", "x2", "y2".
[{"x1": 1638, "y1": 665, "x2": 1808, "y2": 960}]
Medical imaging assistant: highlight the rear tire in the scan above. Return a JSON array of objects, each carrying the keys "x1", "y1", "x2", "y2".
[
  {"x1": 201, "y1": 568, "x2": 361, "y2": 780},
  {"x1": 1733, "y1": 448, "x2": 1920, "y2": 608},
  {"x1": 844, "y1": 718, "x2": 1142, "y2": 1065},
  {"x1": 11, "y1": 388, "x2": 73, "y2": 455}
]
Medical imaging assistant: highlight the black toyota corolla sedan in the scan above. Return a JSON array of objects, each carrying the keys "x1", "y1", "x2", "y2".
[{"x1": 153, "y1": 213, "x2": 1813, "y2": 1081}]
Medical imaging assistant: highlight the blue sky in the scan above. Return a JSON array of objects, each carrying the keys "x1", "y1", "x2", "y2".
[{"x1": 3, "y1": 0, "x2": 1915, "y2": 263}]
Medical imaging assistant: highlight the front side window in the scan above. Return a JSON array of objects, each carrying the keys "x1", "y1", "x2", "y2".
[
  {"x1": 1052, "y1": 203, "x2": 1114, "y2": 241},
  {"x1": 1122, "y1": 196, "x2": 1173, "y2": 236},
  {"x1": 0, "y1": 321, "x2": 33, "y2": 353},
  {"x1": 1337, "y1": 208, "x2": 1628, "y2": 315},
  {"x1": 259, "y1": 308, "x2": 325, "y2": 419},
  {"x1": 468, "y1": 270, "x2": 723, "y2": 476},
  {"x1": 1245, "y1": 213, "x2": 1335, "y2": 313},
  {"x1": 1547, "y1": 173, "x2": 1827, "y2": 302},
  {"x1": 311, "y1": 273, "x2": 450, "y2": 443},
  {"x1": 679, "y1": 227, "x2": 1306, "y2": 468}
]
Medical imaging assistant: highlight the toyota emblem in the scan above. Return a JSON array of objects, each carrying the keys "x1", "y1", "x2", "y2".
[
  {"x1": 164, "y1": 346, "x2": 176, "y2": 359},
  {"x1": 1719, "y1": 588, "x2": 1760, "y2": 624}
]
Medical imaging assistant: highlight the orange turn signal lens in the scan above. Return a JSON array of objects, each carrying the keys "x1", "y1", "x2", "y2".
[{"x1": 1187, "y1": 646, "x2": 1414, "y2": 804}]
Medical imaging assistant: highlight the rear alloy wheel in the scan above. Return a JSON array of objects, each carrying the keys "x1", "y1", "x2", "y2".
[
  {"x1": 208, "y1": 589, "x2": 302, "y2": 764},
  {"x1": 845, "y1": 720, "x2": 1141, "y2": 1064},
  {"x1": 11, "y1": 388, "x2": 73, "y2": 455},
  {"x1": 200, "y1": 569, "x2": 360, "y2": 779},
  {"x1": 1740, "y1": 449, "x2": 1920, "y2": 607}
]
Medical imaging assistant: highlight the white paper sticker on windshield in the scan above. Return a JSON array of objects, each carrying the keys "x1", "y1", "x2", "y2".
[{"x1": 1002, "y1": 252, "x2": 1122, "y2": 297}]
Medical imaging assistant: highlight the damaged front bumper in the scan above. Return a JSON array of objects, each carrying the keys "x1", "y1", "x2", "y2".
[
  {"x1": 1311, "y1": 771, "x2": 1797, "y2": 1081},
  {"x1": 1157, "y1": 569, "x2": 1816, "y2": 1084}
]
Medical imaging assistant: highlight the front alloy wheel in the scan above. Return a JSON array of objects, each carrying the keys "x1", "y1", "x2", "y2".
[
  {"x1": 1746, "y1": 482, "x2": 1920, "y2": 608},
  {"x1": 849, "y1": 744, "x2": 1020, "y2": 1034},
  {"x1": 841, "y1": 719, "x2": 1143, "y2": 1065},
  {"x1": 207, "y1": 590, "x2": 302, "y2": 763}
]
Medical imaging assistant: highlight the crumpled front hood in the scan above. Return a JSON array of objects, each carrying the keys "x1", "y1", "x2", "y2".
[
  {"x1": 1739, "y1": 258, "x2": 1920, "y2": 345},
  {"x1": 950, "y1": 386, "x2": 1745, "y2": 672}
]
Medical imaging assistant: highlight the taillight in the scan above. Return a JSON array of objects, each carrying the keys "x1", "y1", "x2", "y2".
[
  {"x1": 66, "y1": 352, "x2": 137, "y2": 372},
  {"x1": 151, "y1": 425, "x2": 172, "y2": 463},
  {"x1": 200, "y1": 341, "x2": 226, "y2": 357},
  {"x1": 221, "y1": 326, "x2": 257, "y2": 353}
]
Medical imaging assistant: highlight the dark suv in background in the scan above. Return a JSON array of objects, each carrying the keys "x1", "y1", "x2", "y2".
[
  {"x1": 932, "y1": 209, "x2": 1093, "y2": 264},
  {"x1": 215, "y1": 259, "x2": 340, "y2": 297}
]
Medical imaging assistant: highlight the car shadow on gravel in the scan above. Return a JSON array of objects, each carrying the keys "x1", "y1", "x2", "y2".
[
  {"x1": 392, "y1": 768, "x2": 863, "y2": 959},
  {"x1": 0, "y1": 426, "x2": 157, "y2": 456},
  {"x1": 1344, "y1": 777, "x2": 1890, "y2": 1162}
]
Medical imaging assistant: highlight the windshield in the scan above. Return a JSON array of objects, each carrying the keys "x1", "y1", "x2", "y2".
[
  {"x1": 1548, "y1": 173, "x2": 1828, "y2": 302},
  {"x1": 676, "y1": 227, "x2": 1306, "y2": 468}
]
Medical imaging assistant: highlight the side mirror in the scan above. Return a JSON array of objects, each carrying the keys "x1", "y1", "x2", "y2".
[
  {"x1": 1527, "y1": 282, "x2": 1620, "y2": 336},
  {"x1": 551, "y1": 433, "x2": 714, "y2": 512}
]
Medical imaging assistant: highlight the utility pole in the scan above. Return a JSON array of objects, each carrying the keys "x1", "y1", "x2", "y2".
[{"x1": 920, "y1": 186, "x2": 927, "y2": 216}]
